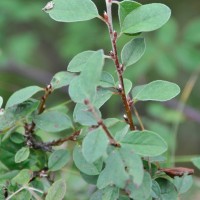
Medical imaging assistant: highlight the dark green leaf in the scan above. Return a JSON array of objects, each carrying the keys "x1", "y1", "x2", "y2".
[
  {"x1": 33, "y1": 111, "x2": 72, "y2": 132},
  {"x1": 50, "y1": 71, "x2": 75, "y2": 90},
  {"x1": 73, "y1": 145, "x2": 103, "y2": 175},
  {"x1": 15, "y1": 147, "x2": 30, "y2": 163},
  {"x1": 48, "y1": 149, "x2": 70, "y2": 171},
  {"x1": 45, "y1": 179, "x2": 66, "y2": 200},
  {"x1": 0, "y1": 170, "x2": 19, "y2": 182},
  {"x1": 97, "y1": 150, "x2": 129, "y2": 189},
  {"x1": 126, "y1": 172, "x2": 152, "y2": 200},
  {"x1": 6, "y1": 86, "x2": 43, "y2": 108},
  {"x1": 156, "y1": 178, "x2": 178, "y2": 200},
  {"x1": 80, "y1": 172, "x2": 98, "y2": 185},
  {"x1": 121, "y1": 130, "x2": 168, "y2": 157},
  {"x1": 119, "y1": 147, "x2": 143, "y2": 186},
  {"x1": 82, "y1": 127, "x2": 109, "y2": 163},
  {"x1": 132, "y1": 80, "x2": 180, "y2": 102},
  {"x1": 121, "y1": 38, "x2": 145, "y2": 67},
  {"x1": 11, "y1": 169, "x2": 33, "y2": 185},
  {"x1": 10, "y1": 133, "x2": 24, "y2": 144},
  {"x1": 68, "y1": 51, "x2": 95, "y2": 72},
  {"x1": 119, "y1": 0, "x2": 141, "y2": 26},
  {"x1": 121, "y1": 3, "x2": 171, "y2": 34},
  {"x1": 173, "y1": 174, "x2": 193, "y2": 194},
  {"x1": 47, "y1": 0, "x2": 99, "y2": 22}
]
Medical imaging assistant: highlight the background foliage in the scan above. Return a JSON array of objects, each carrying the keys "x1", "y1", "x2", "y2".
[{"x1": 1, "y1": 0, "x2": 200, "y2": 199}]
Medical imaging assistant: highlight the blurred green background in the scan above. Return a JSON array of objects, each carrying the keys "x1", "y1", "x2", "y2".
[{"x1": 1, "y1": 0, "x2": 200, "y2": 199}]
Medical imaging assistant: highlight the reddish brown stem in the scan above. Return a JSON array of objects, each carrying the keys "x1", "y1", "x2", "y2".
[{"x1": 104, "y1": 3, "x2": 135, "y2": 130}]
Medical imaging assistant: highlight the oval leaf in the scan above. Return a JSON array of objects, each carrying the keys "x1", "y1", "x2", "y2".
[
  {"x1": 121, "y1": 130, "x2": 168, "y2": 157},
  {"x1": 48, "y1": 149, "x2": 70, "y2": 171},
  {"x1": 82, "y1": 127, "x2": 109, "y2": 163},
  {"x1": 15, "y1": 147, "x2": 30, "y2": 163},
  {"x1": 6, "y1": 86, "x2": 43, "y2": 108},
  {"x1": 68, "y1": 51, "x2": 95, "y2": 72},
  {"x1": 11, "y1": 169, "x2": 33, "y2": 185},
  {"x1": 45, "y1": 179, "x2": 66, "y2": 200},
  {"x1": 51, "y1": 71, "x2": 75, "y2": 90},
  {"x1": 121, "y1": 3, "x2": 171, "y2": 34},
  {"x1": 121, "y1": 38, "x2": 146, "y2": 67},
  {"x1": 119, "y1": 0, "x2": 141, "y2": 26},
  {"x1": 132, "y1": 80, "x2": 180, "y2": 102},
  {"x1": 47, "y1": 0, "x2": 99, "y2": 22},
  {"x1": 73, "y1": 145, "x2": 103, "y2": 175},
  {"x1": 33, "y1": 111, "x2": 72, "y2": 132}
]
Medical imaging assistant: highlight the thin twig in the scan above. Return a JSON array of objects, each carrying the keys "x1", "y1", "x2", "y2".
[
  {"x1": 6, "y1": 187, "x2": 25, "y2": 200},
  {"x1": 84, "y1": 99, "x2": 120, "y2": 147},
  {"x1": 104, "y1": 0, "x2": 135, "y2": 130},
  {"x1": 132, "y1": 105, "x2": 145, "y2": 130}
]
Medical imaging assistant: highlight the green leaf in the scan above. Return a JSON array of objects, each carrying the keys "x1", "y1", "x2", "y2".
[
  {"x1": 121, "y1": 130, "x2": 168, "y2": 157},
  {"x1": 0, "y1": 170, "x2": 19, "y2": 182},
  {"x1": 6, "y1": 86, "x2": 43, "y2": 108},
  {"x1": 121, "y1": 38, "x2": 145, "y2": 67},
  {"x1": 47, "y1": 0, "x2": 99, "y2": 22},
  {"x1": 192, "y1": 157, "x2": 200, "y2": 170},
  {"x1": 73, "y1": 145, "x2": 103, "y2": 175},
  {"x1": 116, "y1": 79, "x2": 132, "y2": 95},
  {"x1": 121, "y1": 3, "x2": 171, "y2": 34},
  {"x1": 11, "y1": 169, "x2": 33, "y2": 185},
  {"x1": 73, "y1": 103, "x2": 100, "y2": 126},
  {"x1": 69, "y1": 50, "x2": 105, "y2": 103},
  {"x1": 173, "y1": 174, "x2": 193, "y2": 194},
  {"x1": 10, "y1": 133, "x2": 24, "y2": 144},
  {"x1": 132, "y1": 80, "x2": 180, "y2": 102},
  {"x1": 0, "y1": 97, "x2": 3, "y2": 108},
  {"x1": 90, "y1": 186, "x2": 119, "y2": 200},
  {"x1": 97, "y1": 150, "x2": 129, "y2": 189},
  {"x1": 33, "y1": 111, "x2": 72, "y2": 132},
  {"x1": 151, "y1": 180, "x2": 161, "y2": 199},
  {"x1": 45, "y1": 179, "x2": 66, "y2": 200},
  {"x1": 119, "y1": 147, "x2": 143, "y2": 186},
  {"x1": 100, "y1": 71, "x2": 115, "y2": 88},
  {"x1": 119, "y1": 0, "x2": 141, "y2": 26},
  {"x1": 68, "y1": 50, "x2": 95, "y2": 72},
  {"x1": 50, "y1": 71, "x2": 75, "y2": 90},
  {"x1": 82, "y1": 127, "x2": 109, "y2": 163},
  {"x1": 15, "y1": 147, "x2": 30, "y2": 163},
  {"x1": 80, "y1": 172, "x2": 98, "y2": 185},
  {"x1": 48, "y1": 149, "x2": 70, "y2": 171},
  {"x1": 126, "y1": 172, "x2": 152, "y2": 200},
  {"x1": 156, "y1": 178, "x2": 178, "y2": 200},
  {"x1": 94, "y1": 88, "x2": 113, "y2": 108}
]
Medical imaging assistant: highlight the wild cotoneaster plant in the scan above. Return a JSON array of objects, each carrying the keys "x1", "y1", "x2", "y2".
[{"x1": 0, "y1": 0, "x2": 194, "y2": 199}]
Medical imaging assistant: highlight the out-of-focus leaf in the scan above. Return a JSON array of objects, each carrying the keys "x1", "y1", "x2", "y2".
[{"x1": 15, "y1": 147, "x2": 30, "y2": 163}]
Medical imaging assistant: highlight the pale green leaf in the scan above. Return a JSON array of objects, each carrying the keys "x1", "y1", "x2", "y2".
[
  {"x1": 45, "y1": 179, "x2": 66, "y2": 200},
  {"x1": 192, "y1": 157, "x2": 200, "y2": 170},
  {"x1": 48, "y1": 149, "x2": 70, "y2": 171},
  {"x1": 121, "y1": 3, "x2": 171, "y2": 34},
  {"x1": 119, "y1": 0, "x2": 141, "y2": 26},
  {"x1": 173, "y1": 174, "x2": 193, "y2": 194},
  {"x1": 15, "y1": 147, "x2": 30, "y2": 163},
  {"x1": 73, "y1": 145, "x2": 103, "y2": 175},
  {"x1": 47, "y1": 0, "x2": 99, "y2": 22},
  {"x1": 121, "y1": 130, "x2": 168, "y2": 157},
  {"x1": 69, "y1": 50, "x2": 104, "y2": 103},
  {"x1": 68, "y1": 51, "x2": 95, "y2": 72},
  {"x1": 82, "y1": 127, "x2": 109, "y2": 163},
  {"x1": 119, "y1": 147, "x2": 144, "y2": 186},
  {"x1": 6, "y1": 86, "x2": 43, "y2": 108},
  {"x1": 11, "y1": 169, "x2": 33, "y2": 185},
  {"x1": 100, "y1": 71, "x2": 115, "y2": 88},
  {"x1": 132, "y1": 80, "x2": 180, "y2": 102},
  {"x1": 33, "y1": 111, "x2": 72, "y2": 132},
  {"x1": 116, "y1": 79, "x2": 132, "y2": 95},
  {"x1": 121, "y1": 38, "x2": 145, "y2": 67},
  {"x1": 126, "y1": 172, "x2": 152, "y2": 200},
  {"x1": 50, "y1": 71, "x2": 75, "y2": 90},
  {"x1": 97, "y1": 150, "x2": 129, "y2": 189}
]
